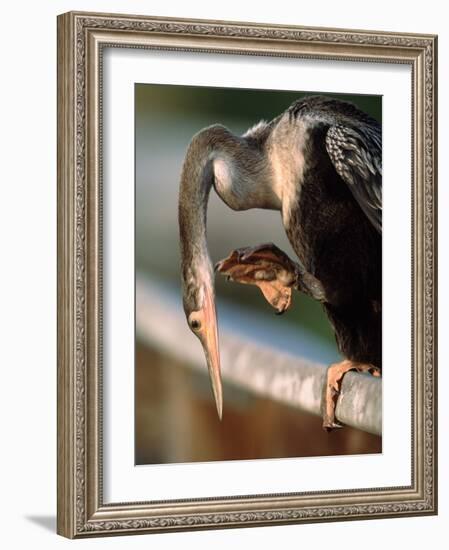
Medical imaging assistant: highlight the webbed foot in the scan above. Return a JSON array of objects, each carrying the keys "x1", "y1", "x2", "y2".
[
  {"x1": 321, "y1": 360, "x2": 381, "y2": 431},
  {"x1": 215, "y1": 243, "x2": 298, "y2": 314},
  {"x1": 216, "y1": 242, "x2": 327, "y2": 313}
]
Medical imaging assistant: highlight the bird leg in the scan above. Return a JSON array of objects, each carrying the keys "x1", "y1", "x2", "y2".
[
  {"x1": 321, "y1": 360, "x2": 381, "y2": 431},
  {"x1": 215, "y1": 243, "x2": 326, "y2": 314}
]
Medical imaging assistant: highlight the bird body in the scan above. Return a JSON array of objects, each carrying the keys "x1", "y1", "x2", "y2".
[
  {"x1": 281, "y1": 101, "x2": 382, "y2": 368},
  {"x1": 179, "y1": 95, "x2": 382, "y2": 428}
]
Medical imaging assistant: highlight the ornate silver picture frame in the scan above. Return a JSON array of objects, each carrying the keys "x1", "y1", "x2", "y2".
[{"x1": 57, "y1": 11, "x2": 437, "y2": 538}]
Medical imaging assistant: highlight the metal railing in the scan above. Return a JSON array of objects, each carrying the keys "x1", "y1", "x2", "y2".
[{"x1": 136, "y1": 274, "x2": 382, "y2": 436}]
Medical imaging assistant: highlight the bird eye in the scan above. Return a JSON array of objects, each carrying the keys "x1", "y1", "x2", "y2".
[{"x1": 190, "y1": 318, "x2": 201, "y2": 331}]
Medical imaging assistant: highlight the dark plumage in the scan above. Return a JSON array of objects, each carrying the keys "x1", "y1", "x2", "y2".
[
  {"x1": 179, "y1": 95, "x2": 382, "y2": 429},
  {"x1": 284, "y1": 97, "x2": 382, "y2": 367}
]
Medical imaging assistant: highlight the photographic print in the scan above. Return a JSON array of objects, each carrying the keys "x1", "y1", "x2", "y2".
[
  {"x1": 57, "y1": 11, "x2": 436, "y2": 537},
  {"x1": 135, "y1": 85, "x2": 382, "y2": 465}
]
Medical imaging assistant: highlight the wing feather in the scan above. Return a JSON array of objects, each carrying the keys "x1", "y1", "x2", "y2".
[{"x1": 326, "y1": 124, "x2": 382, "y2": 233}]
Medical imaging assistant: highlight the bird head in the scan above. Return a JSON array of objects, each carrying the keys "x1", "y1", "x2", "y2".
[{"x1": 181, "y1": 262, "x2": 222, "y2": 420}]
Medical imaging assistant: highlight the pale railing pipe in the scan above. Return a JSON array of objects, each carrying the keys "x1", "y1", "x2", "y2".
[{"x1": 136, "y1": 274, "x2": 382, "y2": 436}]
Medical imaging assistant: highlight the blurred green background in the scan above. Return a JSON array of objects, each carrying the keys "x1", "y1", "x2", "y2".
[{"x1": 135, "y1": 84, "x2": 382, "y2": 465}]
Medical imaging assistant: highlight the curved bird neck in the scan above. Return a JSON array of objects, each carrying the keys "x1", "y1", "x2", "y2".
[
  {"x1": 179, "y1": 124, "x2": 278, "y2": 274},
  {"x1": 178, "y1": 128, "x2": 215, "y2": 282}
]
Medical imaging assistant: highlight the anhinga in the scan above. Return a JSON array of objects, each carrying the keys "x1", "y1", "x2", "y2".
[{"x1": 178, "y1": 95, "x2": 381, "y2": 430}]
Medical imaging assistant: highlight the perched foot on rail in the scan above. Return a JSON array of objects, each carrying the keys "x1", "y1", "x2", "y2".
[
  {"x1": 321, "y1": 360, "x2": 381, "y2": 431},
  {"x1": 215, "y1": 243, "x2": 326, "y2": 314}
]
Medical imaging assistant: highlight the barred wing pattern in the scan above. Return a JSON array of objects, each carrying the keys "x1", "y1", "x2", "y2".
[{"x1": 325, "y1": 124, "x2": 382, "y2": 233}]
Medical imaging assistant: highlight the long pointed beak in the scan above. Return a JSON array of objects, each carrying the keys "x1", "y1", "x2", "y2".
[{"x1": 201, "y1": 284, "x2": 223, "y2": 420}]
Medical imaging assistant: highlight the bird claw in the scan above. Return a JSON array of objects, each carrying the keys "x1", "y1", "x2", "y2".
[
  {"x1": 323, "y1": 420, "x2": 344, "y2": 432},
  {"x1": 215, "y1": 243, "x2": 297, "y2": 314},
  {"x1": 321, "y1": 360, "x2": 382, "y2": 432}
]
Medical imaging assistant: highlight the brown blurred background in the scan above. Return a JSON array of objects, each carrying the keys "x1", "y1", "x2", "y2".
[{"x1": 135, "y1": 84, "x2": 382, "y2": 465}]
